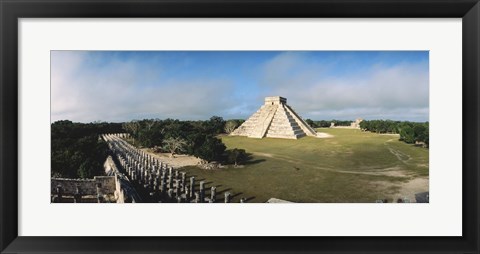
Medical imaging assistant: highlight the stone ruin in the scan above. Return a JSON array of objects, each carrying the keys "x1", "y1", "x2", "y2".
[
  {"x1": 52, "y1": 133, "x2": 253, "y2": 203},
  {"x1": 51, "y1": 155, "x2": 141, "y2": 203},
  {"x1": 51, "y1": 133, "x2": 303, "y2": 203},
  {"x1": 330, "y1": 118, "x2": 363, "y2": 129},
  {"x1": 230, "y1": 96, "x2": 317, "y2": 139}
]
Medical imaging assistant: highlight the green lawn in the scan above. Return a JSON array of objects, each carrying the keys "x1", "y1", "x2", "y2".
[{"x1": 180, "y1": 128, "x2": 429, "y2": 203}]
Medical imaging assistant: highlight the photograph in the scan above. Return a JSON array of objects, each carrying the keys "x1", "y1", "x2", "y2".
[{"x1": 50, "y1": 50, "x2": 429, "y2": 203}]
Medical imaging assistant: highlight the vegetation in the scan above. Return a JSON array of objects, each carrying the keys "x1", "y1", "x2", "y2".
[
  {"x1": 305, "y1": 119, "x2": 429, "y2": 147},
  {"x1": 226, "y1": 148, "x2": 248, "y2": 166},
  {"x1": 162, "y1": 137, "x2": 188, "y2": 158},
  {"x1": 51, "y1": 120, "x2": 123, "y2": 178},
  {"x1": 359, "y1": 120, "x2": 429, "y2": 147},
  {"x1": 306, "y1": 119, "x2": 354, "y2": 128},
  {"x1": 224, "y1": 119, "x2": 244, "y2": 134},
  {"x1": 123, "y1": 116, "x2": 229, "y2": 163},
  {"x1": 181, "y1": 128, "x2": 429, "y2": 203}
]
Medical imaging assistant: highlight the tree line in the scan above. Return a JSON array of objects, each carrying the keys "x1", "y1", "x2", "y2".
[
  {"x1": 304, "y1": 118, "x2": 429, "y2": 147},
  {"x1": 305, "y1": 119, "x2": 353, "y2": 128},
  {"x1": 359, "y1": 120, "x2": 429, "y2": 147}
]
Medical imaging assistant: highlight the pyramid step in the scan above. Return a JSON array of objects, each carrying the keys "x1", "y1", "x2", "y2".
[
  {"x1": 266, "y1": 128, "x2": 305, "y2": 136},
  {"x1": 268, "y1": 126, "x2": 303, "y2": 132},
  {"x1": 265, "y1": 132, "x2": 306, "y2": 139},
  {"x1": 271, "y1": 119, "x2": 298, "y2": 125}
]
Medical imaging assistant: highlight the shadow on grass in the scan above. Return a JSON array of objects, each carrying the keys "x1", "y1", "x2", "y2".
[
  {"x1": 243, "y1": 153, "x2": 266, "y2": 165},
  {"x1": 231, "y1": 192, "x2": 243, "y2": 199},
  {"x1": 217, "y1": 188, "x2": 232, "y2": 195}
]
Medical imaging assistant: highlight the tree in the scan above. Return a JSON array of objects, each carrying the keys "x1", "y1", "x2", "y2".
[
  {"x1": 423, "y1": 125, "x2": 429, "y2": 147},
  {"x1": 226, "y1": 148, "x2": 248, "y2": 166},
  {"x1": 137, "y1": 128, "x2": 164, "y2": 148},
  {"x1": 204, "y1": 116, "x2": 226, "y2": 134},
  {"x1": 305, "y1": 119, "x2": 317, "y2": 128},
  {"x1": 399, "y1": 125, "x2": 415, "y2": 144},
  {"x1": 196, "y1": 136, "x2": 226, "y2": 162},
  {"x1": 162, "y1": 137, "x2": 188, "y2": 157},
  {"x1": 224, "y1": 120, "x2": 239, "y2": 134},
  {"x1": 122, "y1": 121, "x2": 140, "y2": 144},
  {"x1": 413, "y1": 124, "x2": 427, "y2": 142}
]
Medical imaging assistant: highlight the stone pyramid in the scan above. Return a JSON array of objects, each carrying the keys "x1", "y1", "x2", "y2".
[{"x1": 231, "y1": 96, "x2": 317, "y2": 139}]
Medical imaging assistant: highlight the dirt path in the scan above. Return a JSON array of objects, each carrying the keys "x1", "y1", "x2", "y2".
[
  {"x1": 252, "y1": 151, "x2": 428, "y2": 202},
  {"x1": 390, "y1": 176, "x2": 429, "y2": 202},
  {"x1": 141, "y1": 149, "x2": 203, "y2": 168},
  {"x1": 252, "y1": 152, "x2": 410, "y2": 177},
  {"x1": 316, "y1": 132, "x2": 334, "y2": 138}
]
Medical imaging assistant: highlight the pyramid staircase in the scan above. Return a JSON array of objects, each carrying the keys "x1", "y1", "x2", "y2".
[{"x1": 231, "y1": 96, "x2": 317, "y2": 139}]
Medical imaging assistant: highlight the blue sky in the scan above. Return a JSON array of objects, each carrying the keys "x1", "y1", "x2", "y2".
[{"x1": 51, "y1": 51, "x2": 429, "y2": 122}]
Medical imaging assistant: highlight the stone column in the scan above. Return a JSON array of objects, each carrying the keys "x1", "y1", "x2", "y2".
[
  {"x1": 194, "y1": 192, "x2": 200, "y2": 203},
  {"x1": 184, "y1": 184, "x2": 190, "y2": 202},
  {"x1": 210, "y1": 186, "x2": 216, "y2": 203},
  {"x1": 161, "y1": 180, "x2": 167, "y2": 194},
  {"x1": 73, "y1": 185, "x2": 82, "y2": 203},
  {"x1": 189, "y1": 177, "x2": 195, "y2": 199},
  {"x1": 240, "y1": 198, "x2": 246, "y2": 203},
  {"x1": 162, "y1": 171, "x2": 167, "y2": 183},
  {"x1": 199, "y1": 181, "x2": 205, "y2": 203},
  {"x1": 153, "y1": 177, "x2": 158, "y2": 192},
  {"x1": 131, "y1": 170, "x2": 136, "y2": 181},
  {"x1": 181, "y1": 172, "x2": 186, "y2": 187},
  {"x1": 55, "y1": 185, "x2": 63, "y2": 203},
  {"x1": 224, "y1": 192, "x2": 231, "y2": 203},
  {"x1": 168, "y1": 174, "x2": 173, "y2": 190},
  {"x1": 175, "y1": 179, "x2": 181, "y2": 197},
  {"x1": 96, "y1": 183, "x2": 103, "y2": 203},
  {"x1": 140, "y1": 167, "x2": 144, "y2": 182}
]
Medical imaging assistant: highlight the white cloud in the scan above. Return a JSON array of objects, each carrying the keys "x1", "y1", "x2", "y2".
[
  {"x1": 51, "y1": 52, "x2": 235, "y2": 122},
  {"x1": 258, "y1": 52, "x2": 429, "y2": 121}
]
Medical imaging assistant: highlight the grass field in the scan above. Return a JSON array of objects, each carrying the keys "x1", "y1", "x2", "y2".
[{"x1": 180, "y1": 128, "x2": 429, "y2": 203}]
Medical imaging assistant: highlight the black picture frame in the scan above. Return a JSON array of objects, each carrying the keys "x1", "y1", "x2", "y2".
[{"x1": 1, "y1": 0, "x2": 479, "y2": 253}]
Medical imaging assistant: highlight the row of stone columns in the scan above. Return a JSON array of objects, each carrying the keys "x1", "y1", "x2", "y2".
[{"x1": 102, "y1": 133, "x2": 243, "y2": 203}]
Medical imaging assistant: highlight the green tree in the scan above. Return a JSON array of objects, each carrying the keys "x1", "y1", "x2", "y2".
[
  {"x1": 224, "y1": 120, "x2": 239, "y2": 134},
  {"x1": 162, "y1": 137, "x2": 188, "y2": 158},
  {"x1": 226, "y1": 148, "x2": 248, "y2": 166},
  {"x1": 204, "y1": 116, "x2": 226, "y2": 134},
  {"x1": 196, "y1": 136, "x2": 226, "y2": 162},
  {"x1": 305, "y1": 119, "x2": 317, "y2": 128},
  {"x1": 122, "y1": 121, "x2": 140, "y2": 144},
  {"x1": 400, "y1": 125, "x2": 415, "y2": 144},
  {"x1": 413, "y1": 124, "x2": 427, "y2": 142}
]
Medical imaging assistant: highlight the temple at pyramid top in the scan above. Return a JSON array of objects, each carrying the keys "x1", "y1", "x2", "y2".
[
  {"x1": 230, "y1": 96, "x2": 317, "y2": 139},
  {"x1": 264, "y1": 96, "x2": 287, "y2": 105}
]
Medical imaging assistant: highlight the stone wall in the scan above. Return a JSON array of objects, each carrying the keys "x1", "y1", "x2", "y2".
[
  {"x1": 51, "y1": 178, "x2": 96, "y2": 195},
  {"x1": 94, "y1": 176, "x2": 116, "y2": 194},
  {"x1": 51, "y1": 176, "x2": 115, "y2": 195}
]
